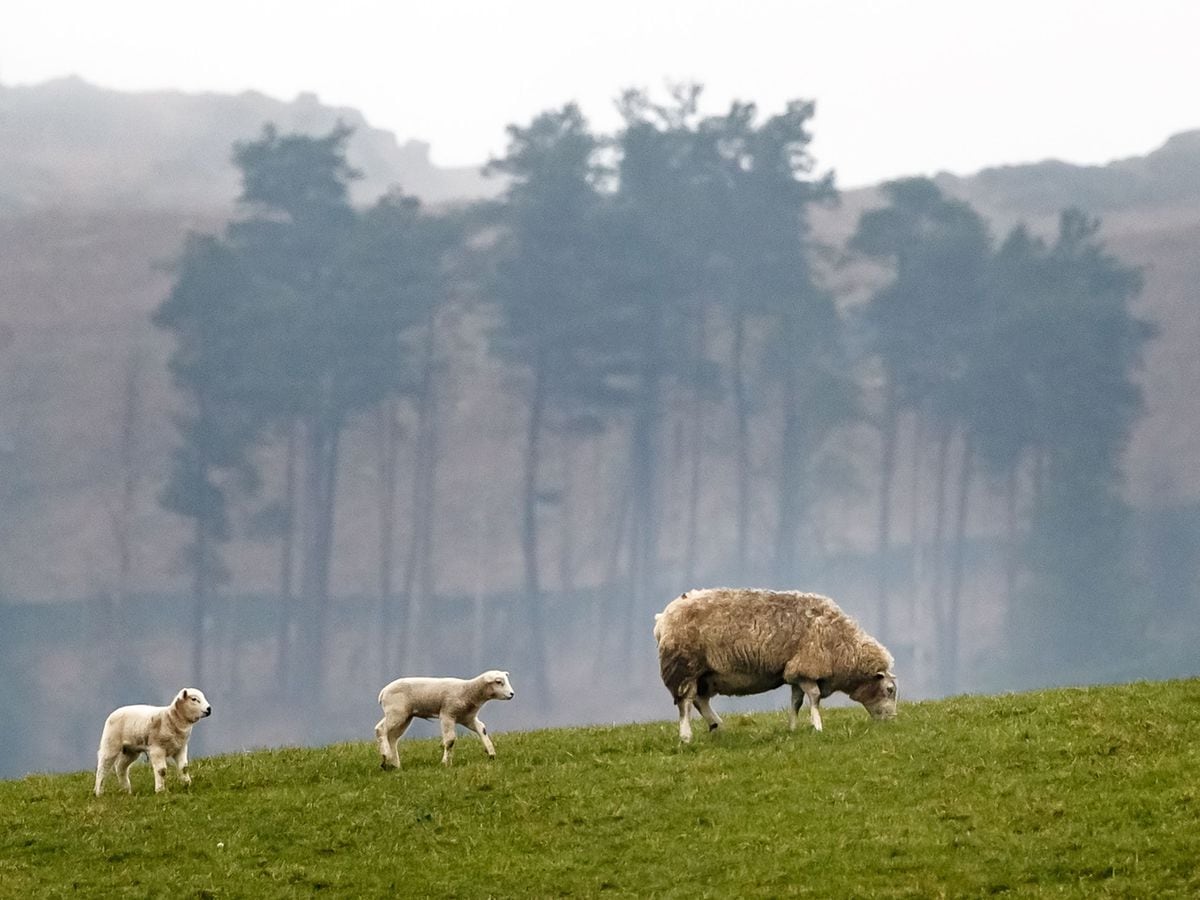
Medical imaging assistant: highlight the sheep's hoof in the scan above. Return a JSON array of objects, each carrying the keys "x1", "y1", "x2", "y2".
[
  {"x1": 380, "y1": 758, "x2": 397, "y2": 770},
  {"x1": 708, "y1": 722, "x2": 720, "y2": 732}
]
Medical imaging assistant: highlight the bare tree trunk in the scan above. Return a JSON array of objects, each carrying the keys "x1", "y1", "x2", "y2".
[
  {"x1": 683, "y1": 404, "x2": 704, "y2": 587},
  {"x1": 558, "y1": 432, "x2": 577, "y2": 597},
  {"x1": 401, "y1": 316, "x2": 440, "y2": 673},
  {"x1": 875, "y1": 375, "x2": 899, "y2": 642},
  {"x1": 376, "y1": 399, "x2": 400, "y2": 677},
  {"x1": 114, "y1": 349, "x2": 141, "y2": 634},
  {"x1": 520, "y1": 354, "x2": 550, "y2": 702},
  {"x1": 929, "y1": 425, "x2": 952, "y2": 693},
  {"x1": 190, "y1": 392, "x2": 214, "y2": 688},
  {"x1": 192, "y1": 515, "x2": 209, "y2": 687},
  {"x1": 1004, "y1": 457, "x2": 1021, "y2": 607},
  {"x1": 731, "y1": 308, "x2": 751, "y2": 577},
  {"x1": 683, "y1": 311, "x2": 709, "y2": 587},
  {"x1": 773, "y1": 314, "x2": 806, "y2": 584},
  {"x1": 909, "y1": 407, "x2": 927, "y2": 613},
  {"x1": 625, "y1": 313, "x2": 664, "y2": 666},
  {"x1": 945, "y1": 432, "x2": 974, "y2": 694},
  {"x1": 297, "y1": 370, "x2": 341, "y2": 705},
  {"x1": 276, "y1": 421, "x2": 298, "y2": 691}
]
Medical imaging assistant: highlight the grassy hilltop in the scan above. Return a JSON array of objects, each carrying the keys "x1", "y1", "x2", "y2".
[{"x1": 2, "y1": 680, "x2": 1199, "y2": 898}]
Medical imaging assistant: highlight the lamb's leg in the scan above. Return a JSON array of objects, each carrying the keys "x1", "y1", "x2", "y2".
[
  {"x1": 693, "y1": 696, "x2": 723, "y2": 732},
  {"x1": 94, "y1": 750, "x2": 115, "y2": 796},
  {"x1": 466, "y1": 717, "x2": 496, "y2": 758},
  {"x1": 115, "y1": 750, "x2": 138, "y2": 793},
  {"x1": 439, "y1": 714, "x2": 458, "y2": 766},
  {"x1": 789, "y1": 684, "x2": 806, "y2": 731},
  {"x1": 177, "y1": 743, "x2": 192, "y2": 786},
  {"x1": 376, "y1": 713, "x2": 411, "y2": 769},
  {"x1": 677, "y1": 698, "x2": 694, "y2": 743},
  {"x1": 799, "y1": 679, "x2": 823, "y2": 732},
  {"x1": 148, "y1": 747, "x2": 169, "y2": 793}
]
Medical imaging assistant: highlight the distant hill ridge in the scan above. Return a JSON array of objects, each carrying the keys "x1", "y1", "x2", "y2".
[
  {"x1": 0, "y1": 76, "x2": 499, "y2": 213},
  {"x1": 936, "y1": 128, "x2": 1200, "y2": 219}
]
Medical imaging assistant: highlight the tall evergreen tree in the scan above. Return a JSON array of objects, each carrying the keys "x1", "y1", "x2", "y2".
[
  {"x1": 484, "y1": 105, "x2": 623, "y2": 699},
  {"x1": 607, "y1": 86, "x2": 715, "y2": 642},
  {"x1": 156, "y1": 124, "x2": 455, "y2": 701},
  {"x1": 1002, "y1": 210, "x2": 1152, "y2": 682},
  {"x1": 153, "y1": 234, "x2": 262, "y2": 684},
  {"x1": 850, "y1": 178, "x2": 990, "y2": 650},
  {"x1": 698, "y1": 99, "x2": 849, "y2": 584}
]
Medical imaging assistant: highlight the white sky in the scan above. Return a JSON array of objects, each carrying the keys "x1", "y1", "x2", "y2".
[{"x1": 3, "y1": 0, "x2": 1198, "y2": 187}]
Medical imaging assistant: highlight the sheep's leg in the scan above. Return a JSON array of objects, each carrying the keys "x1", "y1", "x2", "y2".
[
  {"x1": 693, "y1": 696, "x2": 723, "y2": 732},
  {"x1": 789, "y1": 684, "x2": 806, "y2": 731},
  {"x1": 439, "y1": 714, "x2": 458, "y2": 766},
  {"x1": 375, "y1": 713, "x2": 411, "y2": 769},
  {"x1": 677, "y1": 698, "x2": 694, "y2": 743},
  {"x1": 147, "y1": 746, "x2": 169, "y2": 793},
  {"x1": 799, "y1": 679, "x2": 823, "y2": 732},
  {"x1": 466, "y1": 717, "x2": 496, "y2": 758},
  {"x1": 114, "y1": 750, "x2": 138, "y2": 793}
]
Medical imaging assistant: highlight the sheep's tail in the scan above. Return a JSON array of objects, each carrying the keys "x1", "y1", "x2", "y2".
[{"x1": 657, "y1": 643, "x2": 696, "y2": 704}]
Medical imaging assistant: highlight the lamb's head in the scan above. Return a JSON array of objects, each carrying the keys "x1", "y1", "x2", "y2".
[
  {"x1": 173, "y1": 688, "x2": 213, "y2": 723},
  {"x1": 849, "y1": 672, "x2": 898, "y2": 720},
  {"x1": 481, "y1": 670, "x2": 515, "y2": 701}
]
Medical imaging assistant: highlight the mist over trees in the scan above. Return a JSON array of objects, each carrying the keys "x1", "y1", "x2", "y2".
[
  {"x1": 0, "y1": 84, "x2": 1176, "y2": 776},
  {"x1": 152, "y1": 87, "x2": 1153, "y2": 691}
]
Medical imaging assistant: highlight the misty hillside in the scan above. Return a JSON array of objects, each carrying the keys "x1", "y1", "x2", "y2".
[
  {"x1": 1, "y1": 78, "x2": 1198, "y2": 610},
  {"x1": 0, "y1": 77, "x2": 498, "y2": 212}
]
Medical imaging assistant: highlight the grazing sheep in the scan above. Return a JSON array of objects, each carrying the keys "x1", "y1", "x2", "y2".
[
  {"x1": 94, "y1": 688, "x2": 212, "y2": 795},
  {"x1": 375, "y1": 670, "x2": 515, "y2": 768},
  {"x1": 654, "y1": 588, "x2": 897, "y2": 741}
]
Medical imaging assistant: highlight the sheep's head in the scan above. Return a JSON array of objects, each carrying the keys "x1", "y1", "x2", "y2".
[
  {"x1": 483, "y1": 670, "x2": 515, "y2": 701},
  {"x1": 850, "y1": 672, "x2": 897, "y2": 720},
  {"x1": 174, "y1": 688, "x2": 213, "y2": 722}
]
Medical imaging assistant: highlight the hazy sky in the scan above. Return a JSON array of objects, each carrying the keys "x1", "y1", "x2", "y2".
[{"x1": 3, "y1": 0, "x2": 1198, "y2": 187}]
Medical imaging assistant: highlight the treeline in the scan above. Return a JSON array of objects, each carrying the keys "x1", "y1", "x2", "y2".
[{"x1": 154, "y1": 87, "x2": 1152, "y2": 703}]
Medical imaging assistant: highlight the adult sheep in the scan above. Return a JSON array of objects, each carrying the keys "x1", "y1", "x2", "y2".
[{"x1": 654, "y1": 588, "x2": 897, "y2": 741}]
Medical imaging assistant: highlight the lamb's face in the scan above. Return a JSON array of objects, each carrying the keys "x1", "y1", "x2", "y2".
[
  {"x1": 175, "y1": 688, "x2": 213, "y2": 722},
  {"x1": 483, "y1": 671, "x2": 515, "y2": 701},
  {"x1": 851, "y1": 672, "x2": 898, "y2": 720}
]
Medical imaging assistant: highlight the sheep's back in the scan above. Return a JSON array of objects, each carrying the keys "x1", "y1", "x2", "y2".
[{"x1": 656, "y1": 588, "x2": 867, "y2": 685}]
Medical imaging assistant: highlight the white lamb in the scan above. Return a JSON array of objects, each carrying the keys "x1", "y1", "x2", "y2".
[
  {"x1": 375, "y1": 670, "x2": 515, "y2": 768},
  {"x1": 94, "y1": 688, "x2": 212, "y2": 795}
]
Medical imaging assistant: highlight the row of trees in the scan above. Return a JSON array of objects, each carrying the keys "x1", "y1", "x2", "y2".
[{"x1": 154, "y1": 88, "x2": 1151, "y2": 703}]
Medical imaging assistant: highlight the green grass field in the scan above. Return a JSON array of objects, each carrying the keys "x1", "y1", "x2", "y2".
[{"x1": 2, "y1": 679, "x2": 1199, "y2": 898}]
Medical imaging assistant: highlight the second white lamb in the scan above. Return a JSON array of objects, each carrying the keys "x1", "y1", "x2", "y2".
[{"x1": 375, "y1": 670, "x2": 514, "y2": 768}]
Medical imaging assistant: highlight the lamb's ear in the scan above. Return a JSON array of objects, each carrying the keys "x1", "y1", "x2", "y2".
[{"x1": 181, "y1": 689, "x2": 189, "y2": 700}]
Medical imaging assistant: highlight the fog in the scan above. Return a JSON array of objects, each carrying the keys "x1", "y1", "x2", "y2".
[{"x1": 3, "y1": 77, "x2": 1200, "y2": 780}]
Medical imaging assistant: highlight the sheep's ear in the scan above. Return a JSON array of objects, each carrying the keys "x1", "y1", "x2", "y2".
[{"x1": 181, "y1": 689, "x2": 189, "y2": 699}]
